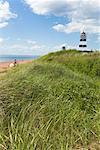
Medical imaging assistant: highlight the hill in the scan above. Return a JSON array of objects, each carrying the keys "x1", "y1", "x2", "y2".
[{"x1": 0, "y1": 50, "x2": 100, "y2": 149}]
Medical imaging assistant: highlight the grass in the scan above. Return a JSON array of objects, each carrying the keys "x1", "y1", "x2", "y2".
[
  {"x1": 41, "y1": 50, "x2": 100, "y2": 79},
  {"x1": 0, "y1": 50, "x2": 100, "y2": 149}
]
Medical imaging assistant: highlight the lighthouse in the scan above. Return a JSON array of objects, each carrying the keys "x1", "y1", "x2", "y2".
[{"x1": 79, "y1": 31, "x2": 87, "y2": 49}]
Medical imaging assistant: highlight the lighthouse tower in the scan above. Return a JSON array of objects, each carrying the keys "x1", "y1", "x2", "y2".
[{"x1": 79, "y1": 31, "x2": 87, "y2": 50}]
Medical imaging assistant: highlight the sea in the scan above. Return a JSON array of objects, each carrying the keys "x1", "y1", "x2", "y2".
[{"x1": 0, "y1": 55, "x2": 39, "y2": 62}]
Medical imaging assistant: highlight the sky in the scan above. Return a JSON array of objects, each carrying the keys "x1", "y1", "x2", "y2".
[{"x1": 0, "y1": 0, "x2": 100, "y2": 55}]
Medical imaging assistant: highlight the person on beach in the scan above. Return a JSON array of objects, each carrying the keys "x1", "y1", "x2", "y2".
[
  {"x1": 9, "y1": 59, "x2": 17, "y2": 68},
  {"x1": 14, "y1": 59, "x2": 17, "y2": 66}
]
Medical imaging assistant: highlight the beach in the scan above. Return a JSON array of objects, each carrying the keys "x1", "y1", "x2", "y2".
[{"x1": 0, "y1": 60, "x2": 32, "y2": 73}]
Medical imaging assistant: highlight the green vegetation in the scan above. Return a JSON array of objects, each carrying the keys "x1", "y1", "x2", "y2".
[
  {"x1": 0, "y1": 50, "x2": 100, "y2": 149},
  {"x1": 41, "y1": 50, "x2": 100, "y2": 79}
]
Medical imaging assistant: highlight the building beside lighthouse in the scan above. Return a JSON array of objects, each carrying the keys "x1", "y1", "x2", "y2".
[{"x1": 79, "y1": 31, "x2": 87, "y2": 48}]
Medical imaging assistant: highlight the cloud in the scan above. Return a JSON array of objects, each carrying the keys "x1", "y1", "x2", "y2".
[
  {"x1": 0, "y1": 1, "x2": 17, "y2": 28},
  {"x1": 0, "y1": 38, "x2": 49, "y2": 55},
  {"x1": 10, "y1": 41, "x2": 41, "y2": 51},
  {"x1": 27, "y1": 40, "x2": 37, "y2": 45},
  {"x1": 0, "y1": 37, "x2": 4, "y2": 44},
  {"x1": 24, "y1": 0, "x2": 100, "y2": 33},
  {"x1": 53, "y1": 20, "x2": 100, "y2": 33},
  {"x1": 26, "y1": 40, "x2": 45, "y2": 50}
]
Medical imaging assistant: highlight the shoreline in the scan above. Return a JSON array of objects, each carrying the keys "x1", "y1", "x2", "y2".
[{"x1": 0, "y1": 60, "x2": 32, "y2": 72}]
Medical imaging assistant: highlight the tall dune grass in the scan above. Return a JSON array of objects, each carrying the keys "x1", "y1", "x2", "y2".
[{"x1": 0, "y1": 51, "x2": 100, "y2": 149}]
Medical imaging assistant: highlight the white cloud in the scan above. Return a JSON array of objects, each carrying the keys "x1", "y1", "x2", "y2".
[
  {"x1": 9, "y1": 42, "x2": 40, "y2": 51},
  {"x1": 0, "y1": 22, "x2": 8, "y2": 28},
  {"x1": 0, "y1": 38, "x2": 49, "y2": 55},
  {"x1": 0, "y1": 1, "x2": 17, "y2": 28},
  {"x1": 53, "y1": 19, "x2": 100, "y2": 33},
  {"x1": 0, "y1": 37, "x2": 4, "y2": 44},
  {"x1": 27, "y1": 40, "x2": 37, "y2": 45},
  {"x1": 24, "y1": 0, "x2": 100, "y2": 33},
  {"x1": 25, "y1": 40, "x2": 43, "y2": 50}
]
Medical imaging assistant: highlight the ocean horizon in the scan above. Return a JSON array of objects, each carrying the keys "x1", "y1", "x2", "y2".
[{"x1": 0, "y1": 55, "x2": 39, "y2": 62}]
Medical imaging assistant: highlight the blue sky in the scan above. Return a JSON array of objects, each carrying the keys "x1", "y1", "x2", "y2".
[{"x1": 0, "y1": 0, "x2": 100, "y2": 55}]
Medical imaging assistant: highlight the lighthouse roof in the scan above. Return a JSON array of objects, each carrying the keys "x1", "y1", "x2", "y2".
[{"x1": 81, "y1": 31, "x2": 86, "y2": 34}]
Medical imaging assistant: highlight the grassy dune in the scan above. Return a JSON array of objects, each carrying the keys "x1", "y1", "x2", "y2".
[{"x1": 0, "y1": 50, "x2": 100, "y2": 149}]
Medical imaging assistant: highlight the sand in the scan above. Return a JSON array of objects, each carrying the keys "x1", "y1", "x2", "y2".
[{"x1": 0, "y1": 60, "x2": 32, "y2": 73}]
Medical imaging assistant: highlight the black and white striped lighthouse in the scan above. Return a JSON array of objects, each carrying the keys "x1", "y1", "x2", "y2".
[{"x1": 79, "y1": 31, "x2": 87, "y2": 48}]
